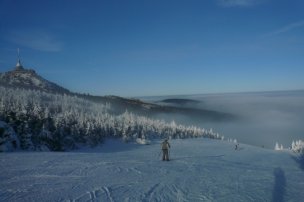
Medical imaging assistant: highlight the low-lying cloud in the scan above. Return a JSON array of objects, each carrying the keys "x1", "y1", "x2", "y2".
[{"x1": 144, "y1": 90, "x2": 304, "y2": 149}]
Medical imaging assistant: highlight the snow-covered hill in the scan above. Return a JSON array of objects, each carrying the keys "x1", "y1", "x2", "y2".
[
  {"x1": 1, "y1": 138, "x2": 303, "y2": 201},
  {"x1": 0, "y1": 67, "x2": 235, "y2": 125},
  {"x1": 0, "y1": 68, "x2": 70, "y2": 94},
  {"x1": 0, "y1": 86, "x2": 222, "y2": 151}
]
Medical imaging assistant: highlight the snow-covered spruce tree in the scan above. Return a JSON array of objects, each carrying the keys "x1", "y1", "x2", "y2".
[
  {"x1": 0, "y1": 86, "x2": 222, "y2": 151},
  {"x1": 274, "y1": 142, "x2": 284, "y2": 151},
  {"x1": 291, "y1": 140, "x2": 304, "y2": 154},
  {"x1": 20, "y1": 123, "x2": 34, "y2": 150},
  {"x1": 0, "y1": 121, "x2": 19, "y2": 152}
]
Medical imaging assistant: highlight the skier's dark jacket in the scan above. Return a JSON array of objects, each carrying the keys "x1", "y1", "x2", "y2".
[{"x1": 161, "y1": 140, "x2": 170, "y2": 150}]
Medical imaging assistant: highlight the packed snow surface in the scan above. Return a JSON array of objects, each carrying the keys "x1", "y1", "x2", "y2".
[{"x1": 1, "y1": 138, "x2": 303, "y2": 202}]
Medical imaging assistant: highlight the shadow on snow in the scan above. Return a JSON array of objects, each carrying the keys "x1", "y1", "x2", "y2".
[{"x1": 272, "y1": 167, "x2": 286, "y2": 202}]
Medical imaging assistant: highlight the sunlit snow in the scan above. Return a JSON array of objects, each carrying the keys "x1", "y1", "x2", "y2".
[{"x1": 1, "y1": 138, "x2": 303, "y2": 201}]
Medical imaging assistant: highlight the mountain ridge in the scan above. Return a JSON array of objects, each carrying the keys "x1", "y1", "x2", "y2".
[{"x1": 0, "y1": 66, "x2": 237, "y2": 122}]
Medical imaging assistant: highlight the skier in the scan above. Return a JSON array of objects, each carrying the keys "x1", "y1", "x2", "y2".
[
  {"x1": 161, "y1": 139, "x2": 170, "y2": 161},
  {"x1": 235, "y1": 143, "x2": 239, "y2": 150}
]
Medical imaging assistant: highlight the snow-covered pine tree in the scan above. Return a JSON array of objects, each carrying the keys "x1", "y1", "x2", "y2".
[
  {"x1": 0, "y1": 86, "x2": 223, "y2": 151},
  {"x1": 291, "y1": 140, "x2": 304, "y2": 153},
  {"x1": 275, "y1": 142, "x2": 280, "y2": 150}
]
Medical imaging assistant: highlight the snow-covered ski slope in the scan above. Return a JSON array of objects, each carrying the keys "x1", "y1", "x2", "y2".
[{"x1": 1, "y1": 138, "x2": 303, "y2": 202}]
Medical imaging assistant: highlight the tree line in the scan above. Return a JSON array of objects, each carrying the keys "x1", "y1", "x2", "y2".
[{"x1": 0, "y1": 86, "x2": 222, "y2": 151}]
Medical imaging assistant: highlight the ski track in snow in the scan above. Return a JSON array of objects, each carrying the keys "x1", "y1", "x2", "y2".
[{"x1": 1, "y1": 138, "x2": 304, "y2": 201}]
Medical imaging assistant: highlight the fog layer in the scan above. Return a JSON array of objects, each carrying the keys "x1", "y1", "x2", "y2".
[{"x1": 142, "y1": 90, "x2": 304, "y2": 149}]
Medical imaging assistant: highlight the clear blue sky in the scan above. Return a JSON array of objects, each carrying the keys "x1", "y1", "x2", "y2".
[{"x1": 0, "y1": 0, "x2": 304, "y2": 97}]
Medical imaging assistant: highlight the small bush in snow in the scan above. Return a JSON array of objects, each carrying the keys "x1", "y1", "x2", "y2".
[
  {"x1": 227, "y1": 138, "x2": 238, "y2": 143},
  {"x1": 136, "y1": 138, "x2": 151, "y2": 145}
]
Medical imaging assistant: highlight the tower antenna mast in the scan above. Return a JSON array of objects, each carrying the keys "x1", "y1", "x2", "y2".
[
  {"x1": 15, "y1": 48, "x2": 23, "y2": 70},
  {"x1": 17, "y1": 48, "x2": 20, "y2": 60}
]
